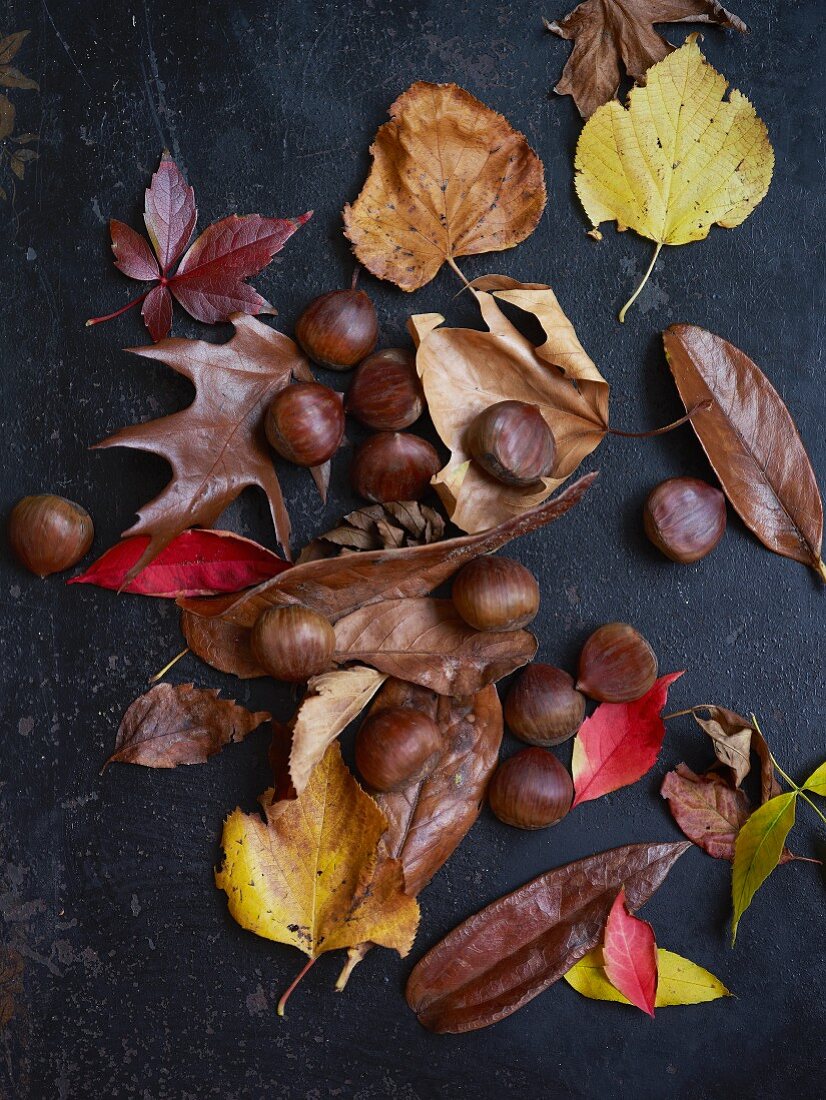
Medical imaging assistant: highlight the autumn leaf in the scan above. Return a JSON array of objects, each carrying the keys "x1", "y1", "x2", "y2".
[
  {"x1": 602, "y1": 889, "x2": 658, "y2": 1016},
  {"x1": 664, "y1": 326, "x2": 825, "y2": 580},
  {"x1": 95, "y1": 314, "x2": 327, "y2": 578},
  {"x1": 661, "y1": 763, "x2": 750, "y2": 860},
  {"x1": 215, "y1": 742, "x2": 419, "y2": 1013},
  {"x1": 687, "y1": 704, "x2": 780, "y2": 802},
  {"x1": 545, "y1": 1, "x2": 746, "y2": 118},
  {"x1": 297, "y1": 501, "x2": 445, "y2": 562},
  {"x1": 571, "y1": 672, "x2": 683, "y2": 807},
  {"x1": 565, "y1": 946, "x2": 730, "y2": 1007},
  {"x1": 731, "y1": 791, "x2": 797, "y2": 944},
  {"x1": 181, "y1": 609, "x2": 265, "y2": 679},
  {"x1": 69, "y1": 529, "x2": 289, "y2": 597},
  {"x1": 105, "y1": 683, "x2": 270, "y2": 770},
  {"x1": 87, "y1": 152, "x2": 311, "y2": 341},
  {"x1": 804, "y1": 762, "x2": 826, "y2": 797},
  {"x1": 409, "y1": 280, "x2": 607, "y2": 532},
  {"x1": 0, "y1": 30, "x2": 38, "y2": 90},
  {"x1": 343, "y1": 82, "x2": 545, "y2": 291},
  {"x1": 575, "y1": 35, "x2": 773, "y2": 320}
]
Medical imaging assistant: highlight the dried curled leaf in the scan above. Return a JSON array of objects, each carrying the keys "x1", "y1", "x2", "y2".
[
  {"x1": 565, "y1": 946, "x2": 731, "y2": 1007},
  {"x1": 689, "y1": 705, "x2": 780, "y2": 802},
  {"x1": 297, "y1": 501, "x2": 445, "y2": 563},
  {"x1": 664, "y1": 325, "x2": 825, "y2": 579},
  {"x1": 409, "y1": 282, "x2": 607, "y2": 532},
  {"x1": 576, "y1": 36, "x2": 773, "y2": 320},
  {"x1": 343, "y1": 82, "x2": 546, "y2": 291}
]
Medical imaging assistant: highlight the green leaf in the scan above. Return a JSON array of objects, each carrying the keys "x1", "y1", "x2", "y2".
[
  {"x1": 803, "y1": 761, "x2": 826, "y2": 797},
  {"x1": 565, "y1": 947, "x2": 730, "y2": 1007},
  {"x1": 731, "y1": 791, "x2": 797, "y2": 944}
]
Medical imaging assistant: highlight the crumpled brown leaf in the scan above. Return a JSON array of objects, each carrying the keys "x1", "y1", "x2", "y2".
[
  {"x1": 661, "y1": 763, "x2": 750, "y2": 860},
  {"x1": 691, "y1": 705, "x2": 780, "y2": 803},
  {"x1": 343, "y1": 82, "x2": 546, "y2": 291},
  {"x1": 545, "y1": 0, "x2": 746, "y2": 118},
  {"x1": 409, "y1": 280, "x2": 608, "y2": 532},
  {"x1": 297, "y1": 501, "x2": 445, "y2": 563}
]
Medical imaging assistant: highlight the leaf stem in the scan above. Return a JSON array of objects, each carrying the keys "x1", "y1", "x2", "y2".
[
  {"x1": 769, "y1": 752, "x2": 799, "y2": 793},
  {"x1": 277, "y1": 955, "x2": 317, "y2": 1017},
  {"x1": 148, "y1": 647, "x2": 190, "y2": 684},
  {"x1": 86, "y1": 289, "x2": 150, "y2": 327},
  {"x1": 618, "y1": 241, "x2": 662, "y2": 323},
  {"x1": 799, "y1": 790, "x2": 826, "y2": 829},
  {"x1": 446, "y1": 255, "x2": 470, "y2": 288},
  {"x1": 607, "y1": 400, "x2": 712, "y2": 439}
]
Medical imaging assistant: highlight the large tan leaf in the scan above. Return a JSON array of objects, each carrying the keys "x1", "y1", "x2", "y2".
[
  {"x1": 409, "y1": 282, "x2": 607, "y2": 532},
  {"x1": 343, "y1": 82, "x2": 546, "y2": 291},
  {"x1": 575, "y1": 35, "x2": 773, "y2": 320}
]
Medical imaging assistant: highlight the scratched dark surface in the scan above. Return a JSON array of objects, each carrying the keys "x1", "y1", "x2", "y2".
[{"x1": 0, "y1": 0, "x2": 823, "y2": 1096}]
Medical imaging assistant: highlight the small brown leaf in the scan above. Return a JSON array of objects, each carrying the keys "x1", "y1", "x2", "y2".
[
  {"x1": 691, "y1": 705, "x2": 780, "y2": 803},
  {"x1": 181, "y1": 609, "x2": 266, "y2": 679},
  {"x1": 106, "y1": 683, "x2": 270, "y2": 770},
  {"x1": 661, "y1": 763, "x2": 750, "y2": 860},
  {"x1": 297, "y1": 501, "x2": 445, "y2": 563}
]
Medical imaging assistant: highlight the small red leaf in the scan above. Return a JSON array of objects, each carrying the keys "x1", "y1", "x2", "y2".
[
  {"x1": 571, "y1": 672, "x2": 684, "y2": 807},
  {"x1": 110, "y1": 219, "x2": 159, "y2": 281},
  {"x1": 141, "y1": 284, "x2": 173, "y2": 343},
  {"x1": 143, "y1": 152, "x2": 197, "y2": 272},
  {"x1": 603, "y1": 888, "x2": 658, "y2": 1017},
  {"x1": 661, "y1": 763, "x2": 750, "y2": 860},
  {"x1": 68, "y1": 529, "x2": 290, "y2": 597}
]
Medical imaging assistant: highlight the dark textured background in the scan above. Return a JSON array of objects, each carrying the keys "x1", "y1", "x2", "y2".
[{"x1": 0, "y1": 1, "x2": 823, "y2": 1096}]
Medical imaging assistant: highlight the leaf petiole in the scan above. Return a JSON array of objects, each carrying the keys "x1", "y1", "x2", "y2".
[
  {"x1": 86, "y1": 289, "x2": 150, "y2": 328},
  {"x1": 769, "y1": 750, "x2": 826, "y2": 829},
  {"x1": 618, "y1": 241, "x2": 662, "y2": 323},
  {"x1": 276, "y1": 955, "x2": 317, "y2": 1017}
]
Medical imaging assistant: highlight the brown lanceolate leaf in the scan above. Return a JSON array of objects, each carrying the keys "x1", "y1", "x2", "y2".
[
  {"x1": 343, "y1": 82, "x2": 546, "y2": 291},
  {"x1": 545, "y1": 1, "x2": 746, "y2": 118},
  {"x1": 663, "y1": 325, "x2": 825, "y2": 580},
  {"x1": 332, "y1": 597, "x2": 537, "y2": 695},
  {"x1": 338, "y1": 679, "x2": 503, "y2": 988},
  {"x1": 297, "y1": 501, "x2": 445, "y2": 563},
  {"x1": 406, "y1": 841, "x2": 690, "y2": 1033},
  {"x1": 105, "y1": 683, "x2": 270, "y2": 770}
]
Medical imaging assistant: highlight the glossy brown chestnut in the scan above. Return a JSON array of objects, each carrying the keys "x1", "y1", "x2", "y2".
[
  {"x1": 644, "y1": 476, "x2": 727, "y2": 563},
  {"x1": 351, "y1": 432, "x2": 440, "y2": 503},
  {"x1": 467, "y1": 400, "x2": 556, "y2": 486},
  {"x1": 487, "y1": 747, "x2": 573, "y2": 830},
  {"x1": 346, "y1": 348, "x2": 424, "y2": 430},
  {"x1": 265, "y1": 382, "x2": 345, "y2": 467},
  {"x1": 251, "y1": 605, "x2": 335, "y2": 682},
  {"x1": 355, "y1": 706, "x2": 443, "y2": 792},
  {"x1": 452, "y1": 556, "x2": 540, "y2": 633},
  {"x1": 9, "y1": 494, "x2": 94, "y2": 577},
  {"x1": 504, "y1": 664, "x2": 585, "y2": 746},
  {"x1": 577, "y1": 622, "x2": 658, "y2": 703},
  {"x1": 295, "y1": 288, "x2": 378, "y2": 370}
]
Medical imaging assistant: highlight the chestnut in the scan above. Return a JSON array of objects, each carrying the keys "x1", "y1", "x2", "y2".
[
  {"x1": 467, "y1": 400, "x2": 555, "y2": 486},
  {"x1": 295, "y1": 287, "x2": 378, "y2": 371},
  {"x1": 452, "y1": 556, "x2": 540, "y2": 632},
  {"x1": 577, "y1": 622, "x2": 657, "y2": 703},
  {"x1": 251, "y1": 605, "x2": 335, "y2": 682},
  {"x1": 346, "y1": 348, "x2": 424, "y2": 430},
  {"x1": 265, "y1": 382, "x2": 345, "y2": 467},
  {"x1": 488, "y1": 747, "x2": 573, "y2": 830},
  {"x1": 355, "y1": 706, "x2": 442, "y2": 792},
  {"x1": 9, "y1": 494, "x2": 94, "y2": 577},
  {"x1": 351, "y1": 432, "x2": 439, "y2": 503},
  {"x1": 644, "y1": 476, "x2": 726, "y2": 563},
  {"x1": 505, "y1": 664, "x2": 585, "y2": 746}
]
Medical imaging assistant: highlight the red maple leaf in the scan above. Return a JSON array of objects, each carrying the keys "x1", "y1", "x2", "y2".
[{"x1": 86, "y1": 152, "x2": 311, "y2": 341}]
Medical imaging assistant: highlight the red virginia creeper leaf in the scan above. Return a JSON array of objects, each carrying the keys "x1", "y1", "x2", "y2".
[
  {"x1": 661, "y1": 763, "x2": 749, "y2": 860},
  {"x1": 143, "y1": 152, "x2": 196, "y2": 271},
  {"x1": 69, "y1": 529, "x2": 290, "y2": 598},
  {"x1": 111, "y1": 218, "x2": 159, "y2": 280},
  {"x1": 602, "y1": 888, "x2": 658, "y2": 1017},
  {"x1": 571, "y1": 672, "x2": 684, "y2": 807},
  {"x1": 141, "y1": 284, "x2": 174, "y2": 342}
]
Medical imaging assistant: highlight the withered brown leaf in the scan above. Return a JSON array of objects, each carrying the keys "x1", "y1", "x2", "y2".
[
  {"x1": 661, "y1": 763, "x2": 750, "y2": 860},
  {"x1": 690, "y1": 705, "x2": 780, "y2": 804},
  {"x1": 297, "y1": 501, "x2": 445, "y2": 563}
]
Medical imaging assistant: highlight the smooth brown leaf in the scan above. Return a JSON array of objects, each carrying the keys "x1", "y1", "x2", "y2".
[
  {"x1": 95, "y1": 314, "x2": 328, "y2": 578},
  {"x1": 333, "y1": 597, "x2": 537, "y2": 696},
  {"x1": 406, "y1": 841, "x2": 690, "y2": 1032},
  {"x1": 663, "y1": 325, "x2": 825, "y2": 580},
  {"x1": 181, "y1": 609, "x2": 266, "y2": 679},
  {"x1": 343, "y1": 82, "x2": 546, "y2": 291},
  {"x1": 297, "y1": 501, "x2": 445, "y2": 563},
  {"x1": 409, "y1": 282, "x2": 607, "y2": 531},
  {"x1": 106, "y1": 683, "x2": 270, "y2": 770},
  {"x1": 545, "y1": 1, "x2": 746, "y2": 118},
  {"x1": 661, "y1": 763, "x2": 750, "y2": 860}
]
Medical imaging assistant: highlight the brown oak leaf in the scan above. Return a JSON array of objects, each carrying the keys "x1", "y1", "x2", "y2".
[{"x1": 297, "y1": 501, "x2": 445, "y2": 563}]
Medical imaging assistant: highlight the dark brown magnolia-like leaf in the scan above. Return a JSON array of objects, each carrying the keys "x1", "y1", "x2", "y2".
[
  {"x1": 297, "y1": 501, "x2": 445, "y2": 563},
  {"x1": 333, "y1": 597, "x2": 536, "y2": 696},
  {"x1": 338, "y1": 678, "x2": 504, "y2": 988},
  {"x1": 105, "y1": 683, "x2": 270, "y2": 770},
  {"x1": 545, "y1": 1, "x2": 746, "y2": 118},
  {"x1": 96, "y1": 314, "x2": 328, "y2": 579},
  {"x1": 661, "y1": 763, "x2": 750, "y2": 860},
  {"x1": 406, "y1": 840, "x2": 689, "y2": 1033},
  {"x1": 690, "y1": 705, "x2": 780, "y2": 803},
  {"x1": 663, "y1": 325, "x2": 825, "y2": 580}
]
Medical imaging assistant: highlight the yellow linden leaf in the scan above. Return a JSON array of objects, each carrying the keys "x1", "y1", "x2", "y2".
[
  {"x1": 565, "y1": 947, "x2": 731, "y2": 1007},
  {"x1": 575, "y1": 34, "x2": 774, "y2": 321},
  {"x1": 215, "y1": 741, "x2": 419, "y2": 1013}
]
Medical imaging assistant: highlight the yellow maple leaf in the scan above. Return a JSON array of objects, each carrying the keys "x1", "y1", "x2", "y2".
[
  {"x1": 565, "y1": 946, "x2": 731, "y2": 1007},
  {"x1": 215, "y1": 741, "x2": 419, "y2": 1014},
  {"x1": 575, "y1": 34, "x2": 774, "y2": 321}
]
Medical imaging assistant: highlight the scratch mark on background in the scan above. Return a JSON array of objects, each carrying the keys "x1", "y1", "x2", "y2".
[
  {"x1": 142, "y1": 0, "x2": 183, "y2": 164},
  {"x1": 41, "y1": 0, "x2": 91, "y2": 87}
]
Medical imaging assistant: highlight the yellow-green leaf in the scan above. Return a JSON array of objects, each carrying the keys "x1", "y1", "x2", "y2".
[
  {"x1": 731, "y1": 791, "x2": 797, "y2": 944},
  {"x1": 575, "y1": 34, "x2": 774, "y2": 321},
  {"x1": 565, "y1": 947, "x2": 731, "y2": 1007},
  {"x1": 803, "y1": 761, "x2": 826, "y2": 797}
]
